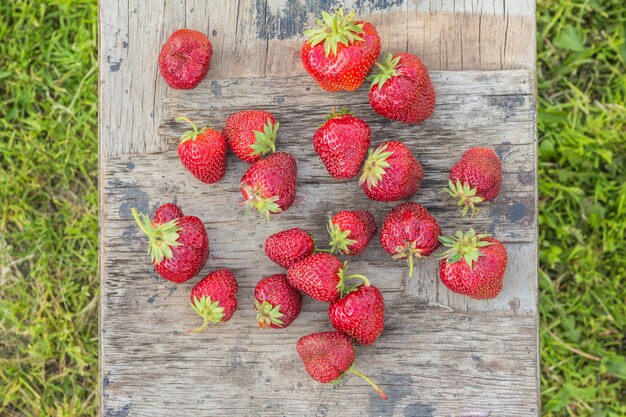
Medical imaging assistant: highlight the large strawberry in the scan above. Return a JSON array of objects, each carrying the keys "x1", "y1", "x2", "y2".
[
  {"x1": 438, "y1": 229, "x2": 508, "y2": 299},
  {"x1": 176, "y1": 117, "x2": 227, "y2": 184},
  {"x1": 287, "y1": 254, "x2": 369, "y2": 302},
  {"x1": 328, "y1": 210, "x2": 377, "y2": 255},
  {"x1": 222, "y1": 110, "x2": 279, "y2": 163},
  {"x1": 189, "y1": 268, "x2": 238, "y2": 333},
  {"x1": 254, "y1": 274, "x2": 302, "y2": 329},
  {"x1": 313, "y1": 108, "x2": 370, "y2": 180},
  {"x1": 240, "y1": 152, "x2": 297, "y2": 218},
  {"x1": 301, "y1": 9, "x2": 381, "y2": 92},
  {"x1": 131, "y1": 204, "x2": 208, "y2": 283},
  {"x1": 359, "y1": 141, "x2": 423, "y2": 202},
  {"x1": 446, "y1": 147, "x2": 502, "y2": 217},
  {"x1": 329, "y1": 283, "x2": 385, "y2": 345},
  {"x1": 368, "y1": 52, "x2": 435, "y2": 124},
  {"x1": 380, "y1": 202, "x2": 441, "y2": 277},
  {"x1": 296, "y1": 331, "x2": 387, "y2": 399},
  {"x1": 265, "y1": 228, "x2": 315, "y2": 269},
  {"x1": 159, "y1": 29, "x2": 212, "y2": 90}
]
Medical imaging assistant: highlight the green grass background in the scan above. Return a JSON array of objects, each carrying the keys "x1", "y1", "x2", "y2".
[{"x1": 0, "y1": 0, "x2": 624, "y2": 415}]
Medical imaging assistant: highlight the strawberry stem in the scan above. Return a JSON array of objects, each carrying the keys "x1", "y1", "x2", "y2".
[
  {"x1": 314, "y1": 248, "x2": 334, "y2": 253},
  {"x1": 188, "y1": 315, "x2": 210, "y2": 333},
  {"x1": 177, "y1": 116, "x2": 209, "y2": 144},
  {"x1": 131, "y1": 208, "x2": 181, "y2": 264},
  {"x1": 408, "y1": 252, "x2": 414, "y2": 278},
  {"x1": 347, "y1": 367, "x2": 387, "y2": 400}
]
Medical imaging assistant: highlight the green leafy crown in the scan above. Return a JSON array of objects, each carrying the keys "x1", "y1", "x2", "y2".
[
  {"x1": 176, "y1": 116, "x2": 209, "y2": 144},
  {"x1": 368, "y1": 52, "x2": 401, "y2": 90},
  {"x1": 255, "y1": 299, "x2": 285, "y2": 329},
  {"x1": 437, "y1": 228, "x2": 493, "y2": 269},
  {"x1": 249, "y1": 119, "x2": 279, "y2": 157},
  {"x1": 304, "y1": 9, "x2": 365, "y2": 57},
  {"x1": 328, "y1": 218, "x2": 357, "y2": 255},
  {"x1": 359, "y1": 144, "x2": 393, "y2": 189},
  {"x1": 444, "y1": 179, "x2": 484, "y2": 218},
  {"x1": 131, "y1": 208, "x2": 181, "y2": 264},
  {"x1": 241, "y1": 183, "x2": 282, "y2": 220},
  {"x1": 189, "y1": 296, "x2": 225, "y2": 333}
]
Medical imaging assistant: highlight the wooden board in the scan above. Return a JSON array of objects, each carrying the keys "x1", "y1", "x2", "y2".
[{"x1": 99, "y1": 1, "x2": 538, "y2": 416}]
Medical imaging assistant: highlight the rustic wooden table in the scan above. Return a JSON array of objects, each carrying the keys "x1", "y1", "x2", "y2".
[{"x1": 100, "y1": 1, "x2": 538, "y2": 416}]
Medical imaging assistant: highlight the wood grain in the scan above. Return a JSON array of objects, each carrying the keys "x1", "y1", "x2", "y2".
[{"x1": 99, "y1": 1, "x2": 539, "y2": 416}]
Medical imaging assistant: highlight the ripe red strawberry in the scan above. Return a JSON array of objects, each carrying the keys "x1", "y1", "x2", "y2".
[
  {"x1": 132, "y1": 204, "x2": 208, "y2": 284},
  {"x1": 301, "y1": 9, "x2": 381, "y2": 92},
  {"x1": 313, "y1": 108, "x2": 370, "y2": 180},
  {"x1": 240, "y1": 152, "x2": 297, "y2": 218},
  {"x1": 380, "y1": 202, "x2": 441, "y2": 277},
  {"x1": 438, "y1": 229, "x2": 508, "y2": 299},
  {"x1": 222, "y1": 110, "x2": 279, "y2": 163},
  {"x1": 447, "y1": 147, "x2": 502, "y2": 217},
  {"x1": 254, "y1": 274, "x2": 302, "y2": 329},
  {"x1": 296, "y1": 331, "x2": 387, "y2": 399},
  {"x1": 158, "y1": 29, "x2": 212, "y2": 90},
  {"x1": 329, "y1": 284, "x2": 385, "y2": 345},
  {"x1": 189, "y1": 268, "x2": 238, "y2": 332},
  {"x1": 287, "y1": 254, "x2": 369, "y2": 302},
  {"x1": 368, "y1": 52, "x2": 435, "y2": 124},
  {"x1": 176, "y1": 117, "x2": 227, "y2": 184},
  {"x1": 359, "y1": 141, "x2": 423, "y2": 202},
  {"x1": 328, "y1": 210, "x2": 377, "y2": 255},
  {"x1": 265, "y1": 228, "x2": 315, "y2": 268}
]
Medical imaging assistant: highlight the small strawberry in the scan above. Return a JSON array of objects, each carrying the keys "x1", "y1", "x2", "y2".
[
  {"x1": 265, "y1": 228, "x2": 315, "y2": 269},
  {"x1": 301, "y1": 9, "x2": 381, "y2": 92},
  {"x1": 287, "y1": 254, "x2": 368, "y2": 302},
  {"x1": 438, "y1": 229, "x2": 508, "y2": 299},
  {"x1": 368, "y1": 52, "x2": 435, "y2": 124},
  {"x1": 176, "y1": 117, "x2": 227, "y2": 184},
  {"x1": 296, "y1": 331, "x2": 387, "y2": 399},
  {"x1": 329, "y1": 283, "x2": 385, "y2": 345},
  {"x1": 159, "y1": 29, "x2": 212, "y2": 90},
  {"x1": 240, "y1": 152, "x2": 297, "y2": 218},
  {"x1": 254, "y1": 274, "x2": 302, "y2": 329},
  {"x1": 380, "y1": 202, "x2": 441, "y2": 277},
  {"x1": 446, "y1": 148, "x2": 502, "y2": 217},
  {"x1": 131, "y1": 204, "x2": 208, "y2": 283},
  {"x1": 328, "y1": 210, "x2": 377, "y2": 255},
  {"x1": 313, "y1": 108, "x2": 370, "y2": 180},
  {"x1": 359, "y1": 141, "x2": 423, "y2": 202},
  {"x1": 222, "y1": 110, "x2": 279, "y2": 164},
  {"x1": 189, "y1": 268, "x2": 238, "y2": 333}
]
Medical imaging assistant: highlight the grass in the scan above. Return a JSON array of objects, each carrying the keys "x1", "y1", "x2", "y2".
[{"x1": 0, "y1": 0, "x2": 624, "y2": 416}]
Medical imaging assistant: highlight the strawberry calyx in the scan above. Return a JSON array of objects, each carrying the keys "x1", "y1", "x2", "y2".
[
  {"x1": 131, "y1": 208, "x2": 181, "y2": 264},
  {"x1": 335, "y1": 366, "x2": 387, "y2": 400},
  {"x1": 326, "y1": 106, "x2": 353, "y2": 120},
  {"x1": 368, "y1": 52, "x2": 401, "y2": 90},
  {"x1": 359, "y1": 144, "x2": 392, "y2": 189},
  {"x1": 392, "y1": 241, "x2": 424, "y2": 278},
  {"x1": 328, "y1": 218, "x2": 357, "y2": 255},
  {"x1": 304, "y1": 9, "x2": 365, "y2": 57},
  {"x1": 250, "y1": 119, "x2": 279, "y2": 157},
  {"x1": 241, "y1": 183, "x2": 282, "y2": 220},
  {"x1": 189, "y1": 296, "x2": 225, "y2": 333},
  {"x1": 176, "y1": 116, "x2": 209, "y2": 144},
  {"x1": 254, "y1": 299, "x2": 285, "y2": 329},
  {"x1": 336, "y1": 261, "x2": 370, "y2": 297},
  {"x1": 437, "y1": 228, "x2": 493, "y2": 269},
  {"x1": 445, "y1": 179, "x2": 484, "y2": 218}
]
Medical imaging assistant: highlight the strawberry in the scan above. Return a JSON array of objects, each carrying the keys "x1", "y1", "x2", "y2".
[
  {"x1": 189, "y1": 268, "x2": 238, "y2": 332},
  {"x1": 368, "y1": 52, "x2": 436, "y2": 124},
  {"x1": 380, "y1": 202, "x2": 441, "y2": 277},
  {"x1": 158, "y1": 29, "x2": 212, "y2": 90},
  {"x1": 176, "y1": 117, "x2": 227, "y2": 184},
  {"x1": 313, "y1": 108, "x2": 370, "y2": 180},
  {"x1": 301, "y1": 9, "x2": 381, "y2": 92},
  {"x1": 222, "y1": 110, "x2": 279, "y2": 163},
  {"x1": 446, "y1": 147, "x2": 502, "y2": 217},
  {"x1": 329, "y1": 283, "x2": 385, "y2": 345},
  {"x1": 359, "y1": 141, "x2": 423, "y2": 202},
  {"x1": 240, "y1": 152, "x2": 297, "y2": 218},
  {"x1": 438, "y1": 229, "x2": 508, "y2": 299},
  {"x1": 265, "y1": 228, "x2": 315, "y2": 269},
  {"x1": 131, "y1": 204, "x2": 208, "y2": 284},
  {"x1": 328, "y1": 210, "x2": 377, "y2": 256},
  {"x1": 254, "y1": 274, "x2": 302, "y2": 329},
  {"x1": 287, "y1": 254, "x2": 369, "y2": 302},
  {"x1": 296, "y1": 331, "x2": 387, "y2": 399}
]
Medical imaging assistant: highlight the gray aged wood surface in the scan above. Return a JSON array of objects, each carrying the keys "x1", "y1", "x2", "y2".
[{"x1": 100, "y1": 1, "x2": 538, "y2": 416}]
